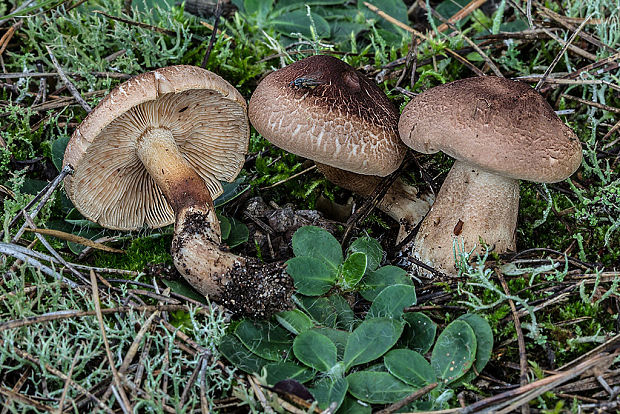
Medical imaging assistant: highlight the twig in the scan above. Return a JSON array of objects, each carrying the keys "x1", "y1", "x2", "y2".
[
  {"x1": 541, "y1": 28, "x2": 597, "y2": 61},
  {"x1": 199, "y1": 358, "x2": 211, "y2": 414},
  {"x1": 0, "y1": 71, "x2": 132, "y2": 80},
  {"x1": 362, "y1": 2, "x2": 485, "y2": 76},
  {"x1": 0, "y1": 367, "x2": 31, "y2": 414},
  {"x1": 0, "y1": 304, "x2": 193, "y2": 331},
  {"x1": 561, "y1": 94, "x2": 620, "y2": 114},
  {"x1": 435, "y1": 0, "x2": 487, "y2": 34},
  {"x1": 180, "y1": 354, "x2": 206, "y2": 407},
  {"x1": 93, "y1": 10, "x2": 177, "y2": 37},
  {"x1": 0, "y1": 387, "x2": 54, "y2": 412},
  {"x1": 201, "y1": 0, "x2": 223, "y2": 69},
  {"x1": 45, "y1": 46, "x2": 92, "y2": 112},
  {"x1": 260, "y1": 164, "x2": 317, "y2": 190},
  {"x1": 497, "y1": 271, "x2": 530, "y2": 414},
  {"x1": 535, "y1": 16, "x2": 591, "y2": 91},
  {"x1": 55, "y1": 347, "x2": 81, "y2": 414},
  {"x1": 248, "y1": 376, "x2": 276, "y2": 414},
  {"x1": 90, "y1": 270, "x2": 133, "y2": 413},
  {"x1": 376, "y1": 382, "x2": 438, "y2": 414}
]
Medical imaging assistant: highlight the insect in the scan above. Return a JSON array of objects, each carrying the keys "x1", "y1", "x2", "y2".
[{"x1": 289, "y1": 77, "x2": 324, "y2": 89}]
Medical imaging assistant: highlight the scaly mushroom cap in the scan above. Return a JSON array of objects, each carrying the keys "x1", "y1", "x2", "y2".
[
  {"x1": 398, "y1": 76, "x2": 582, "y2": 183},
  {"x1": 249, "y1": 55, "x2": 406, "y2": 177},
  {"x1": 63, "y1": 65, "x2": 249, "y2": 230}
]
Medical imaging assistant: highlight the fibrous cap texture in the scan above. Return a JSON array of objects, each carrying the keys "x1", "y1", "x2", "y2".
[
  {"x1": 398, "y1": 76, "x2": 582, "y2": 183},
  {"x1": 249, "y1": 55, "x2": 406, "y2": 177}
]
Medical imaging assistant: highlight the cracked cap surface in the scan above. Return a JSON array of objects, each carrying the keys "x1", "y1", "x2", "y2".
[
  {"x1": 398, "y1": 76, "x2": 582, "y2": 183},
  {"x1": 249, "y1": 55, "x2": 406, "y2": 177}
]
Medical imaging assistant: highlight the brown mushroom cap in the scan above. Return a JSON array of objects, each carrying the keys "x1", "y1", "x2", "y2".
[
  {"x1": 63, "y1": 65, "x2": 249, "y2": 230},
  {"x1": 398, "y1": 76, "x2": 582, "y2": 183},
  {"x1": 249, "y1": 55, "x2": 406, "y2": 177}
]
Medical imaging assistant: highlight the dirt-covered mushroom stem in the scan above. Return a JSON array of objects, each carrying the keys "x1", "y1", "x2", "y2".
[{"x1": 63, "y1": 65, "x2": 294, "y2": 317}]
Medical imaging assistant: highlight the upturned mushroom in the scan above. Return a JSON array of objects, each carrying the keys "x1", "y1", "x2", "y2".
[
  {"x1": 248, "y1": 55, "x2": 433, "y2": 241},
  {"x1": 398, "y1": 76, "x2": 582, "y2": 275},
  {"x1": 64, "y1": 65, "x2": 293, "y2": 317}
]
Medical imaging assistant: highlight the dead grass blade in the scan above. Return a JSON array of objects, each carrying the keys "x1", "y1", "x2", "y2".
[{"x1": 23, "y1": 227, "x2": 124, "y2": 253}]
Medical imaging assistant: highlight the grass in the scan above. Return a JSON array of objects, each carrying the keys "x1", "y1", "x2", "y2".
[{"x1": 0, "y1": 0, "x2": 619, "y2": 412}]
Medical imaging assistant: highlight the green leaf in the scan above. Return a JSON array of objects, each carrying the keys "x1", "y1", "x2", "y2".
[
  {"x1": 244, "y1": 0, "x2": 273, "y2": 17},
  {"x1": 312, "y1": 327, "x2": 349, "y2": 360},
  {"x1": 401, "y1": 312, "x2": 437, "y2": 354},
  {"x1": 384, "y1": 349, "x2": 436, "y2": 387},
  {"x1": 214, "y1": 178, "x2": 250, "y2": 207},
  {"x1": 276, "y1": 309, "x2": 315, "y2": 335},
  {"x1": 264, "y1": 361, "x2": 314, "y2": 385},
  {"x1": 337, "y1": 396, "x2": 372, "y2": 414},
  {"x1": 359, "y1": 0, "x2": 408, "y2": 32},
  {"x1": 160, "y1": 279, "x2": 208, "y2": 305},
  {"x1": 286, "y1": 257, "x2": 336, "y2": 296},
  {"x1": 225, "y1": 217, "x2": 249, "y2": 248},
  {"x1": 368, "y1": 284, "x2": 416, "y2": 319},
  {"x1": 431, "y1": 320, "x2": 477, "y2": 384},
  {"x1": 340, "y1": 252, "x2": 367, "y2": 290},
  {"x1": 272, "y1": 9, "x2": 331, "y2": 39},
  {"x1": 219, "y1": 334, "x2": 269, "y2": 374},
  {"x1": 310, "y1": 377, "x2": 348, "y2": 411},
  {"x1": 328, "y1": 295, "x2": 355, "y2": 331},
  {"x1": 347, "y1": 371, "x2": 415, "y2": 404},
  {"x1": 217, "y1": 214, "x2": 232, "y2": 240},
  {"x1": 454, "y1": 314, "x2": 494, "y2": 384},
  {"x1": 292, "y1": 226, "x2": 343, "y2": 269},
  {"x1": 293, "y1": 330, "x2": 337, "y2": 372},
  {"x1": 51, "y1": 136, "x2": 69, "y2": 172},
  {"x1": 298, "y1": 296, "x2": 338, "y2": 327},
  {"x1": 361, "y1": 266, "x2": 412, "y2": 301},
  {"x1": 344, "y1": 318, "x2": 404, "y2": 369},
  {"x1": 348, "y1": 237, "x2": 383, "y2": 272},
  {"x1": 235, "y1": 320, "x2": 293, "y2": 361}
]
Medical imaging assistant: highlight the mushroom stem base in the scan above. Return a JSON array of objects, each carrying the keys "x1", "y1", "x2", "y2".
[
  {"x1": 412, "y1": 160, "x2": 519, "y2": 276},
  {"x1": 172, "y1": 207, "x2": 294, "y2": 318}
]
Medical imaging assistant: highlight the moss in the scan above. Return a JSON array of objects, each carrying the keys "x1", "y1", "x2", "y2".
[{"x1": 91, "y1": 233, "x2": 173, "y2": 272}]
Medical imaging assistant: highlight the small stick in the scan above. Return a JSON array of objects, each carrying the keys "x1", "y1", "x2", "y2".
[
  {"x1": 248, "y1": 376, "x2": 276, "y2": 414},
  {"x1": 201, "y1": 0, "x2": 223, "y2": 69},
  {"x1": 535, "y1": 16, "x2": 592, "y2": 91},
  {"x1": 561, "y1": 94, "x2": 620, "y2": 114},
  {"x1": 435, "y1": 0, "x2": 487, "y2": 34},
  {"x1": 0, "y1": 243, "x2": 78, "y2": 287},
  {"x1": 0, "y1": 71, "x2": 132, "y2": 80},
  {"x1": 93, "y1": 10, "x2": 177, "y2": 36},
  {"x1": 260, "y1": 164, "x2": 317, "y2": 190},
  {"x1": 90, "y1": 270, "x2": 134, "y2": 413},
  {"x1": 55, "y1": 347, "x2": 81, "y2": 414},
  {"x1": 180, "y1": 354, "x2": 206, "y2": 407},
  {"x1": 0, "y1": 367, "x2": 31, "y2": 414},
  {"x1": 376, "y1": 382, "x2": 438, "y2": 414},
  {"x1": 46, "y1": 46, "x2": 92, "y2": 113},
  {"x1": 199, "y1": 359, "x2": 211, "y2": 414},
  {"x1": 541, "y1": 28, "x2": 597, "y2": 61},
  {"x1": 497, "y1": 271, "x2": 530, "y2": 414}
]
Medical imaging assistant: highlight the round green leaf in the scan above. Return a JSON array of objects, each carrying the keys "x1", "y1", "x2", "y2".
[
  {"x1": 361, "y1": 265, "x2": 412, "y2": 301},
  {"x1": 454, "y1": 313, "x2": 494, "y2": 383},
  {"x1": 338, "y1": 396, "x2": 372, "y2": 414},
  {"x1": 310, "y1": 377, "x2": 348, "y2": 411},
  {"x1": 272, "y1": 9, "x2": 331, "y2": 39},
  {"x1": 348, "y1": 237, "x2": 383, "y2": 272},
  {"x1": 344, "y1": 318, "x2": 404, "y2": 369},
  {"x1": 401, "y1": 312, "x2": 437, "y2": 354},
  {"x1": 340, "y1": 252, "x2": 367, "y2": 290},
  {"x1": 276, "y1": 309, "x2": 315, "y2": 335},
  {"x1": 264, "y1": 361, "x2": 314, "y2": 385},
  {"x1": 286, "y1": 256, "x2": 336, "y2": 296},
  {"x1": 216, "y1": 214, "x2": 231, "y2": 240},
  {"x1": 292, "y1": 226, "x2": 343, "y2": 269},
  {"x1": 219, "y1": 334, "x2": 269, "y2": 374},
  {"x1": 226, "y1": 217, "x2": 249, "y2": 248},
  {"x1": 235, "y1": 320, "x2": 293, "y2": 361},
  {"x1": 347, "y1": 371, "x2": 416, "y2": 404},
  {"x1": 312, "y1": 327, "x2": 350, "y2": 360},
  {"x1": 51, "y1": 136, "x2": 69, "y2": 171},
  {"x1": 431, "y1": 320, "x2": 477, "y2": 384},
  {"x1": 368, "y1": 284, "x2": 417, "y2": 319},
  {"x1": 384, "y1": 349, "x2": 436, "y2": 387},
  {"x1": 293, "y1": 330, "x2": 337, "y2": 372}
]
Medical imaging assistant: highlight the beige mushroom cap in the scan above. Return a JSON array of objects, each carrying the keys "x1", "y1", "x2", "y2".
[
  {"x1": 398, "y1": 76, "x2": 582, "y2": 183},
  {"x1": 249, "y1": 55, "x2": 406, "y2": 177},
  {"x1": 63, "y1": 65, "x2": 249, "y2": 230}
]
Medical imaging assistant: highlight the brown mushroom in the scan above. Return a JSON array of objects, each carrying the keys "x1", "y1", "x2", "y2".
[
  {"x1": 64, "y1": 65, "x2": 293, "y2": 317},
  {"x1": 248, "y1": 55, "x2": 433, "y2": 241},
  {"x1": 398, "y1": 76, "x2": 582, "y2": 275}
]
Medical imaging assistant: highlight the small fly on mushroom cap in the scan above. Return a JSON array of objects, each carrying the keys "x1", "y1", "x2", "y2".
[
  {"x1": 248, "y1": 55, "x2": 433, "y2": 241},
  {"x1": 64, "y1": 65, "x2": 293, "y2": 317},
  {"x1": 398, "y1": 76, "x2": 583, "y2": 276}
]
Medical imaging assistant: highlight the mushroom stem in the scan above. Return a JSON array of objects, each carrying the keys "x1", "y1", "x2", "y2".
[
  {"x1": 316, "y1": 163, "x2": 433, "y2": 242},
  {"x1": 136, "y1": 127, "x2": 293, "y2": 317},
  {"x1": 136, "y1": 127, "x2": 217, "y2": 226},
  {"x1": 412, "y1": 160, "x2": 519, "y2": 275}
]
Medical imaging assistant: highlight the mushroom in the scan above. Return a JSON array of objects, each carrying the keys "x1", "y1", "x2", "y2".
[
  {"x1": 398, "y1": 76, "x2": 582, "y2": 275},
  {"x1": 248, "y1": 55, "x2": 432, "y2": 241},
  {"x1": 64, "y1": 65, "x2": 293, "y2": 317}
]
